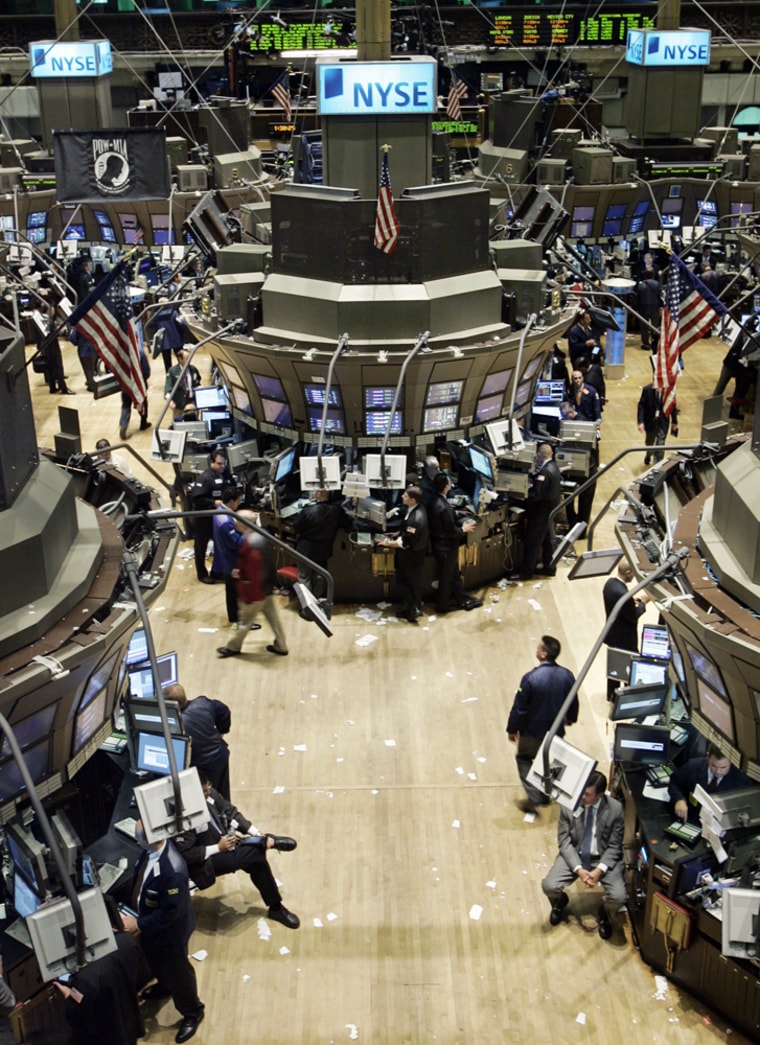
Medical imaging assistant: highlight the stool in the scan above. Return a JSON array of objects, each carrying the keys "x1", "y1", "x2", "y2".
[{"x1": 277, "y1": 565, "x2": 299, "y2": 592}]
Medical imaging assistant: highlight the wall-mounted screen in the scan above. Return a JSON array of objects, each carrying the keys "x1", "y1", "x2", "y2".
[
  {"x1": 365, "y1": 410, "x2": 402, "y2": 436},
  {"x1": 308, "y1": 409, "x2": 345, "y2": 433},
  {"x1": 628, "y1": 199, "x2": 650, "y2": 235},
  {"x1": 426, "y1": 380, "x2": 463, "y2": 406},
  {"x1": 304, "y1": 384, "x2": 341, "y2": 407},
  {"x1": 468, "y1": 445, "x2": 493, "y2": 482},
  {"x1": 521, "y1": 355, "x2": 544, "y2": 382},
  {"x1": 74, "y1": 650, "x2": 120, "y2": 753},
  {"x1": 730, "y1": 201, "x2": 753, "y2": 227},
  {"x1": 684, "y1": 641, "x2": 728, "y2": 697},
  {"x1": 254, "y1": 374, "x2": 287, "y2": 400},
  {"x1": 231, "y1": 386, "x2": 252, "y2": 414},
  {"x1": 571, "y1": 204, "x2": 595, "y2": 239},
  {"x1": 480, "y1": 368, "x2": 512, "y2": 397},
  {"x1": 262, "y1": 399, "x2": 292, "y2": 426},
  {"x1": 514, "y1": 379, "x2": 533, "y2": 407},
  {"x1": 474, "y1": 393, "x2": 504, "y2": 423},
  {"x1": 696, "y1": 676, "x2": 735, "y2": 743},
  {"x1": 696, "y1": 199, "x2": 718, "y2": 228},
  {"x1": 424, "y1": 405, "x2": 459, "y2": 431},
  {"x1": 602, "y1": 203, "x2": 627, "y2": 237}
]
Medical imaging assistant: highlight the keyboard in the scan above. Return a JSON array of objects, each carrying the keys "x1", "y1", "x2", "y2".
[{"x1": 114, "y1": 817, "x2": 138, "y2": 840}]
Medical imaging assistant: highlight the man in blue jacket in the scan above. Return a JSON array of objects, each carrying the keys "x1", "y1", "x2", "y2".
[
  {"x1": 121, "y1": 823, "x2": 205, "y2": 1044},
  {"x1": 507, "y1": 636, "x2": 578, "y2": 814}
]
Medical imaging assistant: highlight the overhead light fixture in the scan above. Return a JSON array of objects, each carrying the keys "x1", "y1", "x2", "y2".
[{"x1": 377, "y1": 350, "x2": 388, "y2": 363}]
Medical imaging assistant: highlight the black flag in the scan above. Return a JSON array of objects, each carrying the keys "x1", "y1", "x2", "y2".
[{"x1": 53, "y1": 128, "x2": 170, "y2": 203}]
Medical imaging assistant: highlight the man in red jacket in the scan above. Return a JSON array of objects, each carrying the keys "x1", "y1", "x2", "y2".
[{"x1": 217, "y1": 511, "x2": 288, "y2": 658}]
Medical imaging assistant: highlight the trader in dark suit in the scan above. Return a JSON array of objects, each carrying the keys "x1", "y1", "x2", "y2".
[
  {"x1": 121, "y1": 824, "x2": 205, "y2": 1044},
  {"x1": 508, "y1": 443, "x2": 561, "y2": 581},
  {"x1": 506, "y1": 635, "x2": 578, "y2": 815},
  {"x1": 176, "y1": 778, "x2": 300, "y2": 930},
  {"x1": 541, "y1": 770, "x2": 626, "y2": 940},
  {"x1": 428, "y1": 472, "x2": 481, "y2": 614},
  {"x1": 602, "y1": 562, "x2": 648, "y2": 700},
  {"x1": 637, "y1": 383, "x2": 679, "y2": 466},
  {"x1": 294, "y1": 489, "x2": 344, "y2": 598},
  {"x1": 668, "y1": 744, "x2": 751, "y2": 824},
  {"x1": 166, "y1": 683, "x2": 232, "y2": 800},
  {"x1": 377, "y1": 485, "x2": 429, "y2": 623}
]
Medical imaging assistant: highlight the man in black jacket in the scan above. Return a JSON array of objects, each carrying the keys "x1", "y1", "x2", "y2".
[
  {"x1": 637, "y1": 383, "x2": 679, "y2": 465},
  {"x1": 668, "y1": 745, "x2": 751, "y2": 824},
  {"x1": 189, "y1": 450, "x2": 228, "y2": 583},
  {"x1": 602, "y1": 562, "x2": 647, "y2": 700},
  {"x1": 635, "y1": 269, "x2": 662, "y2": 352},
  {"x1": 378, "y1": 485, "x2": 429, "y2": 623},
  {"x1": 508, "y1": 443, "x2": 561, "y2": 581},
  {"x1": 507, "y1": 636, "x2": 578, "y2": 814},
  {"x1": 294, "y1": 489, "x2": 344, "y2": 597},
  {"x1": 428, "y1": 473, "x2": 481, "y2": 615},
  {"x1": 166, "y1": 684, "x2": 232, "y2": 799},
  {"x1": 175, "y1": 779, "x2": 300, "y2": 929}
]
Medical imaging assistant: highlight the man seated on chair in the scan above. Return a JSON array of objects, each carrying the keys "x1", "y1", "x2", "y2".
[
  {"x1": 541, "y1": 770, "x2": 625, "y2": 940},
  {"x1": 175, "y1": 775, "x2": 300, "y2": 930}
]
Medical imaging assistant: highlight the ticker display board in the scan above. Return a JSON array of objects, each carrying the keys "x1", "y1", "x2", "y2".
[
  {"x1": 488, "y1": 10, "x2": 655, "y2": 49},
  {"x1": 248, "y1": 23, "x2": 356, "y2": 53}
]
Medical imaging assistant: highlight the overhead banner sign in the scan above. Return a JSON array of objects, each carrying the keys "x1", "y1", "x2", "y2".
[
  {"x1": 30, "y1": 39, "x2": 112, "y2": 79},
  {"x1": 317, "y1": 58, "x2": 436, "y2": 116},
  {"x1": 53, "y1": 129, "x2": 169, "y2": 203},
  {"x1": 625, "y1": 28, "x2": 711, "y2": 67}
]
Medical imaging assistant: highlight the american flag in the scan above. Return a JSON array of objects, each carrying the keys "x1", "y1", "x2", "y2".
[
  {"x1": 68, "y1": 261, "x2": 147, "y2": 410},
  {"x1": 374, "y1": 152, "x2": 399, "y2": 255},
  {"x1": 446, "y1": 73, "x2": 468, "y2": 122},
  {"x1": 270, "y1": 70, "x2": 292, "y2": 122},
  {"x1": 654, "y1": 253, "x2": 726, "y2": 416}
]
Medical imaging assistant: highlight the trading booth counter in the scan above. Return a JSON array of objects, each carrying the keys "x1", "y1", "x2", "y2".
[{"x1": 619, "y1": 766, "x2": 760, "y2": 1039}]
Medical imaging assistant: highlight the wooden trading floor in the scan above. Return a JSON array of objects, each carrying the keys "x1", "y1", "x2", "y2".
[{"x1": 26, "y1": 326, "x2": 753, "y2": 1044}]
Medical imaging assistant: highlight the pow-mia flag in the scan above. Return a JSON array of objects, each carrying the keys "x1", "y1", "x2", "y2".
[{"x1": 53, "y1": 128, "x2": 169, "y2": 203}]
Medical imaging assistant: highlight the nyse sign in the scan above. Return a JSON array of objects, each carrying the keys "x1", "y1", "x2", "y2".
[
  {"x1": 30, "y1": 40, "x2": 113, "y2": 79},
  {"x1": 317, "y1": 59, "x2": 436, "y2": 116},
  {"x1": 626, "y1": 28, "x2": 711, "y2": 67}
]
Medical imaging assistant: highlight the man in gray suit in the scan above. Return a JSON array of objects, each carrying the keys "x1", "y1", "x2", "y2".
[{"x1": 541, "y1": 771, "x2": 626, "y2": 940}]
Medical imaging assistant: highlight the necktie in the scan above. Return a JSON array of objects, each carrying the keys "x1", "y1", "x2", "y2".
[
  {"x1": 707, "y1": 774, "x2": 718, "y2": 793},
  {"x1": 580, "y1": 807, "x2": 595, "y2": 869}
]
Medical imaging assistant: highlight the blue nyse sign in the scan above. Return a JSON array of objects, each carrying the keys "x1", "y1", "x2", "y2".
[
  {"x1": 626, "y1": 28, "x2": 711, "y2": 67},
  {"x1": 317, "y1": 59, "x2": 437, "y2": 116},
  {"x1": 30, "y1": 40, "x2": 113, "y2": 79}
]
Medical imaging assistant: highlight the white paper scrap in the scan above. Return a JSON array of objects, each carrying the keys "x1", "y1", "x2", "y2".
[
  {"x1": 653, "y1": 975, "x2": 669, "y2": 1000},
  {"x1": 377, "y1": 601, "x2": 391, "y2": 609},
  {"x1": 242, "y1": 975, "x2": 250, "y2": 982},
  {"x1": 326, "y1": 912, "x2": 338, "y2": 921},
  {"x1": 523, "y1": 811, "x2": 537, "y2": 823},
  {"x1": 356, "y1": 607, "x2": 382, "y2": 622},
  {"x1": 445, "y1": 671, "x2": 454, "y2": 678},
  {"x1": 197, "y1": 627, "x2": 218, "y2": 634},
  {"x1": 272, "y1": 786, "x2": 285, "y2": 794},
  {"x1": 257, "y1": 918, "x2": 272, "y2": 940},
  {"x1": 293, "y1": 744, "x2": 307, "y2": 752},
  {"x1": 576, "y1": 1012, "x2": 586, "y2": 1025},
  {"x1": 355, "y1": 634, "x2": 379, "y2": 647},
  {"x1": 191, "y1": 949, "x2": 208, "y2": 961},
  {"x1": 461, "y1": 697, "x2": 478, "y2": 703},
  {"x1": 467, "y1": 773, "x2": 477, "y2": 781},
  {"x1": 455, "y1": 766, "x2": 464, "y2": 775},
  {"x1": 469, "y1": 904, "x2": 483, "y2": 921},
  {"x1": 486, "y1": 880, "x2": 496, "y2": 889},
  {"x1": 385, "y1": 739, "x2": 396, "y2": 747},
  {"x1": 313, "y1": 918, "x2": 323, "y2": 928},
  {"x1": 528, "y1": 599, "x2": 542, "y2": 611},
  {"x1": 452, "y1": 819, "x2": 461, "y2": 829},
  {"x1": 345, "y1": 1025, "x2": 359, "y2": 1041}
]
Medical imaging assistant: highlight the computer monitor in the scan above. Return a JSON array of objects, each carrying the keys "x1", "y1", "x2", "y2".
[
  {"x1": 227, "y1": 439, "x2": 259, "y2": 470},
  {"x1": 125, "y1": 627, "x2": 149, "y2": 667},
  {"x1": 135, "y1": 732, "x2": 189, "y2": 776},
  {"x1": 272, "y1": 447, "x2": 297, "y2": 484},
  {"x1": 134, "y1": 766, "x2": 209, "y2": 843},
  {"x1": 726, "y1": 832, "x2": 760, "y2": 876},
  {"x1": 6, "y1": 822, "x2": 49, "y2": 896},
  {"x1": 150, "y1": 428, "x2": 187, "y2": 464},
  {"x1": 708, "y1": 787, "x2": 760, "y2": 832},
  {"x1": 533, "y1": 380, "x2": 566, "y2": 405},
  {"x1": 27, "y1": 888, "x2": 117, "y2": 981},
  {"x1": 194, "y1": 386, "x2": 227, "y2": 410},
  {"x1": 364, "y1": 454, "x2": 407, "y2": 490},
  {"x1": 50, "y1": 811, "x2": 82, "y2": 883},
  {"x1": 673, "y1": 848, "x2": 720, "y2": 897},
  {"x1": 300, "y1": 456, "x2": 342, "y2": 492},
  {"x1": 606, "y1": 647, "x2": 635, "y2": 684},
  {"x1": 206, "y1": 414, "x2": 234, "y2": 441},
  {"x1": 13, "y1": 871, "x2": 42, "y2": 920},
  {"x1": 526, "y1": 735, "x2": 597, "y2": 811},
  {"x1": 722, "y1": 887, "x2": 760, "y2": 958},
  {"x1": 468, "y1": 445, "x2": 494, "y2": 484},
  {"x1": 127, "y1": 652, "x2": 179, "y2": 700},
  {"x1": 630, "y1": 658, "x2": 668, "y2": 687},
  {"x1": 610, "y1": 682, "x2": 669, "y2": 722},
  {"x1": 485, "y1": 419, "x2": 525, "y2": 456},
  {"x1": 641, "y1": 625, "x2": 671, "y2": 661},
  {"x1": 125, "y1": 698, "x2": 184, "y2": 736},
  {"x1": 613, "y1": 722, "x2": 669, "y2": 765},
  {"x1": 568, "y1": 548, "x2": 624, "y2": 579}
]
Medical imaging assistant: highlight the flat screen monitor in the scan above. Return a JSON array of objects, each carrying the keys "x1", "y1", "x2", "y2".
[
  {"x1": 606, "y1": 646, "x2": 634, "y2": 684},
  {"x1": 364, "y1": 454, "x2": 407, "y2": 490},
  {"x1": 194, "y1": 386, "x2": 227, "y2": 410},
  {"x1": 27, "y1": 211, "x2": 47, "y2": 228},
  {"x1": 6, "y1": 823, "x2": 49, "y2": 895},
  {"x1": 63, "y1": 225, "x2": 85, "y2": 240},
  {"x1": 364, "y1": 386, "x2": 398, "y2": 409},
  {"x1": 670, "y1": 643, "x2": 686, "y2": 686},
  {"x1": 696, "y1": 199, "x2": 718, "y2": 228},
  {"x1": 231, "y1": 386, "x2": 252, "y2": 414},
  {"x1": 426, "y1": 380, "x2": 463, "y2": 406},
  {"x1": 571, "y1": 204, "x2": 595, "y2": 239},
  {"x1": 27, "y1": 889, "x2": 116, "y2": 982},
  {"x1": 480, "y1": 368, "x2": 512, "y2": 396},
  {"x1": 613, "y1": 722, "x2": 669, "y2": 765},
  {"x1": 475, "y1": 394, "x2": 504, "y2": 423},
  {"x1": 273, "y1": 448, "x2": 297, "y2": 484},
  {"x1": 696, "y1": 675, "x2": 735, "y2": 743},
  {"x1": 128, "y1": 652, "x2": 179, "y2": 700},
  {"x1": 630, "y1": 658, "x2": 668, "y2": 687},
  {"x1": 673, "y1": 849, "x2": 720, "y2": 897},
  {"x1": 304, "y1": 384, "x2": 341, "y2": 407},
  {"x1": 610, "y1": 683, "x2": 669, "y2": 721},
  {"x1": 136, "y1": 732, "x2": 189, "y2": 776},
  {"x1": 125, "y1": 627, "x2": 149, "y2": 666},
  {"x1": 254, "y1": 374, "x2": 286, "y2": 400},
  {"x1": 13, "y1": 872, "x2": 42, "y2": 920},
  {"x1": 423, "y1": 405, "x2": 458, "y2": 431},
  {"x1": 602, "y1": 203, "x2": 627, "y2": 237},
  {"x1": 365, "y1": 410, "x2": 403, "y2": 436},
  {"x1": 568, "y1": 548, "x2": 624, "y2": 579},
  {"x1": 722, "y1": 887, "x2": 760, "y2": 958},
  {"x1": 641, "y1": 625, "x2": 671, "y2": 661},
  {"x1": 300, "y1": 456, "x2": 341, "y2": 492},
  {"x1": 134, "y1": 766, "x2": 209, "y2": 843},
  {"x1": 206, "y1": 415, "x2": 234, "y2": 440},
  {"x1": 514, "y1": 380, "x2": 533, "y2": 407},
  {"x1": 468, "y1": 445, "x2": 494, "y2": 483},
  {"x1": 308, "y1": 408, "x2": 345, "y2": 434},
  {"x1": 526, "y1": 735, "x2": 597, "y2": 811},
  {"x1": 150, "y1": 428, "x2": 187, "y2": 464},
  {"x1": 726, "y1": 832, "x2": 760, "y2": 876},
  {"x1": 628, "y1": 200, "x2": 650, "y2": 235},
  {"x1": 262, "y1": 398, "x2": 292, "y2": 426},
  {"x1": 684, "y1": 641, "x2": 728, "y2": 697},
  {"x1": 125, "y1": 698, "x2": 184, "y2": 736},
  {"x1": 485, "y1": 419, "x2": 524, "y2": 456},
  {"x1": 534, "y1": 380, "x2": 566, "y2": 404}
]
